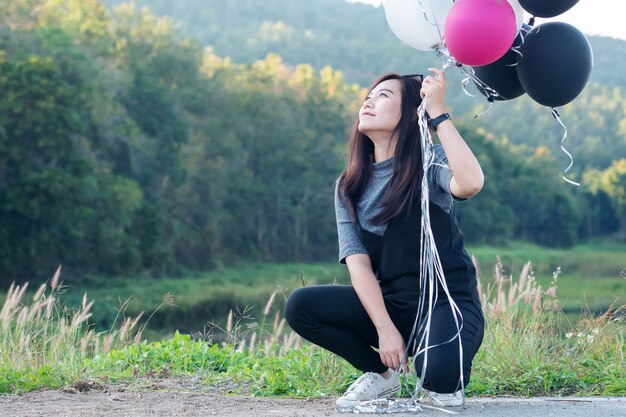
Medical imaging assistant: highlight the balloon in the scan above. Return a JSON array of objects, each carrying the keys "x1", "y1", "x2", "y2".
[
  {"x1": 444, "y1": 0, "x2": 517, "y2": 66},
  {"x1": 472, "y1": 25, "x2": 530, "y2": 101},
  {"x1": 384, "y1": 0, "x2": 454, "y2": 51},
  {"x1": 516, "y1": 22, "x2": 593, "y2": 108},
  {"x1": 519, "y1": 0, "x2": 580, "y2": 18}
]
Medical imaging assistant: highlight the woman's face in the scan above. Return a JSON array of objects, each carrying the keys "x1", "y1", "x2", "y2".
[{"x1": 358, "y1": 79, "x2": 403, "y2": 138}]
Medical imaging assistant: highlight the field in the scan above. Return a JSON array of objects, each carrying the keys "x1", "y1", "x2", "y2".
[
  {"x1": 0, "y1": 241, "x2": 624, "y2": 398},
  {"x1": 57, "y1": 242, "x2": 626, "y2": 340}
]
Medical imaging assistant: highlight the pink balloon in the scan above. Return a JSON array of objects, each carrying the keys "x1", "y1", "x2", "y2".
[{"x1": 444, "y1": 0, "x2": 517, "y2": 66}]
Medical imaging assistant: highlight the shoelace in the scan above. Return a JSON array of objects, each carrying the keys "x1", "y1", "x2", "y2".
[{"x1": 344, "y1": 373, "x2": 374, "y2": 394}]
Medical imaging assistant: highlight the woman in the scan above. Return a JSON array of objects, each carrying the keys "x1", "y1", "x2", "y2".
[{"x1": 285, "y1": 68, "x2": 484, "y2": 409}]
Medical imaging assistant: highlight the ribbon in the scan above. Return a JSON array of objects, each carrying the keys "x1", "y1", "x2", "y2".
[{"x1": 552, "y1": 108, "x2": 580, "y2": 186}]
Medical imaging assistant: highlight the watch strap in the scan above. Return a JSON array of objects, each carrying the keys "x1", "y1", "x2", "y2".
[{"x1": 428, "y1": 112, "x2": 451, "y2": 132}]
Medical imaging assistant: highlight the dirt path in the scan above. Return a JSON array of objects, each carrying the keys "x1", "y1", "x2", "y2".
[{"x1": 1, "y1": 385, "x2": 624, "y2": 417}]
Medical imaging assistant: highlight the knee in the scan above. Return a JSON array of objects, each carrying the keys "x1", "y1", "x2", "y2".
[{"x1": 284, "y1": 287, "x2": 309, "y2": 328}]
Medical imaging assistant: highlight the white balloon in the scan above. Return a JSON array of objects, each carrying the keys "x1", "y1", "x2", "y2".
[
  {"x1": 384, "y1": 0, "x2": 455, "y2": 51},
  {"x1": 507, "y1": 0, "x2": 526, "y2": 29}
]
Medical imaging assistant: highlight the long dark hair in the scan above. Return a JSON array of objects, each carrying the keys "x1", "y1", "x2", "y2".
[{"x1": 338, "y1": 73, "x2": 424, "y2": 225}]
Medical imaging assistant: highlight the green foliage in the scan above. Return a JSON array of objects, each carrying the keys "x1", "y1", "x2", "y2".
[
  {"x1": 61, "y1": 244, "x2": 624, "y2": 344},
  {"x1": 88, "y1": 332, "x2": 232, "y2": 375},
  {"x1": 0, "y1": 365, "x2": 66, "y2": 394},
  {"x1": 474, "y1": 83, "x2": 626, "y2": 172},
  {"x1": 83, "y1": 276, "x2": 625, "y2": 398},
  {"x1": 454, "y1": 125, "x2": 583, "y2": 247},
  {"x1": 1, "y1": 261, "x2": 624, "y2": 397},
  {"x1": 1, "y1": 0, "x2": 365, "y2": 280},
  {"x1": 0, "y1": 0, "x2": 625, "y2": 281},
  {"x1": 86, "y1": 331, "x2": 355, "y2": 397},
  {"x1": 584, "y1": 160, "x2": 626, "y2": 234},
  {"x1": 104, "y1": 0, "x2": 442, "y2": 87},
  {"x1": 468, "y1": 304, "x2": 625, "y2": 396},
  {"x1": 103, "y1": 0, "x2": 626, "y2": 174},
  {"x1": 0, "y1": 31, "x2": 96, "y2": 277},
  {"x1": 64, "y1": 262, "x2": 350, "y2": 335}
]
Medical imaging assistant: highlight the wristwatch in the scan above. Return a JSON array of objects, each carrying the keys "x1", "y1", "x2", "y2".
[{"x1": 428, "y1": 113, "x2": 451, "y2": 132}]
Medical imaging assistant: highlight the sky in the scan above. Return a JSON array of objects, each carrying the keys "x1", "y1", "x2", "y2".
[{"x1": 348, "y1": 0, "x2": 626, "y2": 41}]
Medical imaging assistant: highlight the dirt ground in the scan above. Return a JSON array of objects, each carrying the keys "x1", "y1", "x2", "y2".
[{"x1": 0, "y1": 379, "x2": 624, "y2": 417}]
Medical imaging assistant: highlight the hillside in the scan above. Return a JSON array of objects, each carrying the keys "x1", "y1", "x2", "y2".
[
  {"x1": 104, "y1": 0, "x2": 626, "y2": 91},
  {"x1": 104, "y1": 0, "x2": 626, "y2": 169}
]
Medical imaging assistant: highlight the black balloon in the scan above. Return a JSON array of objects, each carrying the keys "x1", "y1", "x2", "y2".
[
  {"x1": 472, "y1": 26, "x2": 529, "y2": 101},
  {"x1": 516, "y1": 22, "x2": 593, "y2": 108},
  {"x1": 519, "y1": 0, "x2": 580, "y2": 18}
]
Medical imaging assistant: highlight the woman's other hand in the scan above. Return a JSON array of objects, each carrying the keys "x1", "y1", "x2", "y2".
[
  {"x1": 420, "y1": 67, "x2": 446, "y2": 117},
  {"x1": 377, "y1": 324, "x2": 409, "y2": 375}
]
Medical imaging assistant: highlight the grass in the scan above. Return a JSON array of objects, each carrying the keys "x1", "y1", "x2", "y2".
[
  {"x1": 59, "y1": 262, "x2": 351, "y2": 340},
  {"x1": 84, "y1": 259, "x2": 624, "y2": 397},
  {"x1": 1, "y1": 259, "x2": 624, "y2": 397},
  {"x1": 0, "y1": 241, "x2": 624, "y2": 395},
  {"x1": 469, "y1": 241, "x2": 625, "y2": 314},
  {"x1": 40, "y1": 242, "x2": 625, "y2": 341},
  {"x1": 0, "y1": 267, "x2": 149, "y2": 394},
  {"x1": 469, "y1": 258, "x2": 625, "y2": 396}
]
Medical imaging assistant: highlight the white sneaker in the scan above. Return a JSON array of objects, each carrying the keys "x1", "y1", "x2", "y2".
[
  {"x1": 335, "y1": 372, "x2": 401, "y2": 410},
  {"x1": 421, "y1": 389, "x2": 464, "y2": 407}
]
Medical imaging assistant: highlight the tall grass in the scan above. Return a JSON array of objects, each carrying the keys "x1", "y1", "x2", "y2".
[
  {"x1": 83, "y1": 259, "x2": 625, "y2": 398},
  {"x1": 64, "y1": 243, "x2": 624, "y2": 340},
  {"x1": 1, "y1": 260, "x2": 624, "y2": 397},
  {"x1": 0, "y1": 267, "x2": 145, "y2": 393},
  {"x1": 471, "y1": 257, "x2": 625, "y2": 396}
]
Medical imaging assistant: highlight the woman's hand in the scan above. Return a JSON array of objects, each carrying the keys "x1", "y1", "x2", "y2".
[
  {"x1": 377, "y1": 324, "x2": 409, "y2": 375},
  {"x1": 420, "y1": 67, "x2": 447, "y2": 117}
]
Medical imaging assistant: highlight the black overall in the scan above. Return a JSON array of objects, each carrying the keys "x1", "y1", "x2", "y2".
[{"x1": 285, "y1": 196, "x2": 484, "y2": 394}]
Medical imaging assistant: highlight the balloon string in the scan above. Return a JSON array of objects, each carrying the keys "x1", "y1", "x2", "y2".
[
  {"x1": 347, "y1": 54, "x2": 467, "y2": 415},
  {"x1": 435, "y1": 43, "x2": 456, "y2": 72},
  {"x1": 552, "y1": 108, "x2": 580, "y2": 187},
  {"x1": 434, "y1": 49, "x2": 499, "y2": 115},
  {"x1": 352, "y1": 96, "x2": 466, "y2": 415},
  {"x1": 414, "y1": 96, "x2": 465, "y2": 400},
  {"x1": 416, "y1": 0, "x2": 444, "y2": 43},
  {"x1": 436, "y1": 45, "x2": 504, "y2": 102},
  {"x1": 508, "y1": 48, "x2": 522, "y2": 66},
  {"x1": 507, "y1": 25, "x2": 530, "y2": 67},
  {"x1": 473, "y1": 99, "x2": 494, "y2": 118},
  {"x1": 460, "y1": 76, "x2": 476, "y2": 98},
  {"x1": 457, "y1": 62, "x2": 503, "y2": 102}
]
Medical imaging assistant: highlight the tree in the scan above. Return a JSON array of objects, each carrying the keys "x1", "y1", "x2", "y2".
[
  {"x1": 587, "y1": 160, "x2": 626, "y2": 238},
  {"x1": 0, "y1": 32, "x2": 142, "y2": 279}
]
